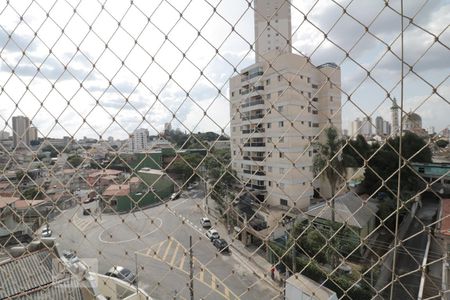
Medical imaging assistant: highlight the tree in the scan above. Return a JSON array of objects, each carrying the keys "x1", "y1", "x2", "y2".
[
  {"x1": 67, "y1": 155, "x2": 83, "y2": 168},
  {"x1": 343, "y1": 134, "x2": 370, "y2": 167},
  {"x1": 313, "y1": 126, "x2": 346, "y2": 222},
  {"x1": 168, "y1": 153, "x2": 203, "y2": 183},
  {"x1": 362, "y1": 131, "x2": 432, "y2": 195}
]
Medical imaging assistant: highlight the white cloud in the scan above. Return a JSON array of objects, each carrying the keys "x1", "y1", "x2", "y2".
[{"x1": 0, "y1": 0, "x2": 448, "y2": 139}]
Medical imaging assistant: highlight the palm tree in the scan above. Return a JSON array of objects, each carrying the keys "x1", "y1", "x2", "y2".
[{"x1": 313, "y1": 126, "x2": 346, "y2": 223}]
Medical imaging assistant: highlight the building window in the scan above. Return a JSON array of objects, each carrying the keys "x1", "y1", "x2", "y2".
[
  {"x1": 330, "y1": 109, "x2": 334, "y2": 114},
  {"x1": 280, "y1": 199, "x2": 288, "y2": 206},
  {"x1": 330, "y1": 96, "x2": 333, "y2": 102},
  {"x1": 266, "y1": 79, "x2": 271, "y2": 85},
  {"x1": 231, "y1": 91, "x2": 235, "y2": 97},
  {"x1": 307, "y1": 77, "x2": 311, "y2": 83},
  {"x1": 268, "y1": 181, "x2": 272, "y2": 187},
  {"x1": 268, "y1": 166, "x2": 272, "y2": 172},
  {"x1": 279, "y1": 137, "x2": 284, "y2": 143},
  {"x1": 278, "y1": 106, "x2": 283, "y2": 112},
  {"x1": 267, "y1": 137, "x2": 272, "y2": 143},
  {"x1": 268, "y1": 152, "x2": 272, "y2": 158},
  {"x1": 308, "y1": 92, "x2": 311, "y2": 98},
  {"x1": 267, "y1": 93, "x2": 271, "y2": 99},
  {"x1": 278, "y1": 121, "x2": 284, "y2": 127},
  {"x1": 278, "y1": 90, "x2": 282, "y2": 96},
  {"x1": 308, "y1": 151, "x2": 312, "y2": 157},
  {"x1": 278, "y1": 75, "x2": 282, "y2": 81},
  {"x1": 308, "y1": 121, "x2": 312, "y2": 127},
  {"x1": 233, "y1": 150, "x2": 236, "y2": 155},
  {"x1": 267, "y1": 123, "x2": 271, "y2": 128},
  {"x1": 279, "y1": 152, "x2": 284, "y2": 158}
]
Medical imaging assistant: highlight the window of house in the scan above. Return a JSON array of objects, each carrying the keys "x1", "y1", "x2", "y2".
[
  {"x1": 268, "y1": 181, "x2": 272, "y2": 187},
  {"x1": 278, "y1": 75, "x2": 282, "y2": 81},
  {"x1": 308, "y1": 121, "x2": 312, "y2": 127},
  {"x1": 267, "y1": 93, "x2": 271, "y2": 99},
  {"x1": 266, "y1": 79, "x2": 271, "y2": 85},
  {"x1": 279, "y1": 152, "x2": 284, "y2": 158},
  {"x1": 231, "y1": 91, "x2": 235, "y2": 97},
  {"x1": 233, "y1": 150, "x2": 236, "y2": 155},
  {"x1": 267, "y1": 122, "x2": 271, "y2": 128},
  {"x1": 278, "y1": 121, "x2": 284, "y2": 127},
  {"x1": 280, "y1": 199, "x2": 288, "y2": 206},
  {"x1": 278, "y1": 106, "x2": 283, "y2": 112},
  {"x1": 307, "y1": 77, "x2": 311, "y2": 83},
  {"x1": 278, "y1": 90, "x2": 282, "y2": 96},
  {"x1": 268, "y1": 166, "x2": 272, "y2": 172},
  {"x1": 330, "y1": 96, "x2": 333, "y2": 102},
  {"x1": 308, "y1": 151, "x2": 312, "y2": 157}
]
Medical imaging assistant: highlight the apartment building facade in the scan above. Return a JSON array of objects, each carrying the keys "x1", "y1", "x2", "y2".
[{"x1": 229, "y1": 0, "x2": 342, "y2": 210}]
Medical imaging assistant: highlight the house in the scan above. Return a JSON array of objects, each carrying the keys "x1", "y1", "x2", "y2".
[
  {"x1": 306, "y1": 192, "x2": 379, "y2": 239},
  {"x1": 285, "y1": 273, "x2": 338, "y2": 300}
]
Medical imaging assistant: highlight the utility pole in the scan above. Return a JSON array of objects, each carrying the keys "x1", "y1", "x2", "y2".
[{"x1": 189, "y1": 235, "x2": 194, "y2": 300}]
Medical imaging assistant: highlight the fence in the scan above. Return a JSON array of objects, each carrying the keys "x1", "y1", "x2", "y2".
[{"x1": 0, "y1": 0, "x2": 449, "y2": 299}]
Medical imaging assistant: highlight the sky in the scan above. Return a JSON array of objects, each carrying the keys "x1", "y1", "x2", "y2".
[{"x1": 0, "y1": 0, "x2": 449, "y2": 140}]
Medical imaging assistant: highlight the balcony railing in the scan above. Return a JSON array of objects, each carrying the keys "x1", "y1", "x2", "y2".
[
  {"x1": 245, "y1": 183, "x2": 266, "y2": 190},
  {"x1": 242, "y1": 128, "x2": 265, "y2": 134},
  {"x1": 243, "y1": 142, "x2": 266, "y2": 147},
  {"x1": 243, "y1": 170, "x2": 266, "y2": 176},
  {"x1": 241, "y1": 71, "x2": 264, "y2": 82},
  {"x1": 242, "y1": 99, "x2": 264, "y2": 108}
]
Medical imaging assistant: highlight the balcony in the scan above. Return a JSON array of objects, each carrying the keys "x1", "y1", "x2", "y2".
[
  {"x1": 244, "y1": 142, "x2": 266, "y2": 147},
  {"x1": 246, "y1": 183, "x2": 266, "y2": 190},
  {"x1": 241, "y1": 71, "x2": 264, "y2": 82},
  {"x1": 242, "y1": 99, "x2": 264, "y2": 108},
  {"x1": 242, "y1": 156, "x2": 265, "y2": 161},
  {"x1": 242, "y1": 128, "x2": 265, "y2": 134},
  {"x1": 243, "y1": 170, "x2": 266, "y2": 176}
]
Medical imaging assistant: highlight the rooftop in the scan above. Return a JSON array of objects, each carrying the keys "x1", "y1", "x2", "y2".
[
  {"x1": 286, "y1": 273, "x2": 337, "y2": 300},
  {"x1": 103, "y1": 184, "x2": 130, "y2": 197},
  {"x1": 306, "y1": 192, "x2": 378, "y2": 228},
  {"x1": 89, "y1": 169, "x2": 122, "y2": 178},
  {"x1": 0, "y1": 196, "x2": 19, "y2": 209},
  {"x1": 0, "y1": 246, "x2": 85, "y2": 299}
]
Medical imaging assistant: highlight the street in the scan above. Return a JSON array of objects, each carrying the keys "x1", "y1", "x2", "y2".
[{"x1": 49, "y1": 190, "x2": 281, "y2": 300}]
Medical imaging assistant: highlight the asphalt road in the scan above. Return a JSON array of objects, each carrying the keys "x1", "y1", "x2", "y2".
[{"x1": 49, "y1": 190, "x2": 280, "y2": 300}]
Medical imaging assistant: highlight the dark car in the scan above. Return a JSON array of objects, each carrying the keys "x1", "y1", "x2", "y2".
[
  {"x1": 83, "y1": 208, "x2": 91, "y2": 215},
  {"x1": 213, "y1": 238, "x2": 230, "y2": 253},
  {"x1": 105, "y1": 266, "x2": 136, "y2": 284}
]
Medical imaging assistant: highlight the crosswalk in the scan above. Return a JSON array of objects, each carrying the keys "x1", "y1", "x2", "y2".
[
  {"x1": 139, "y1": 238, "x2": 239, "y2": 300},
  {"x1": 71, "y1": 213, "x2": 96, "y2": 232}
]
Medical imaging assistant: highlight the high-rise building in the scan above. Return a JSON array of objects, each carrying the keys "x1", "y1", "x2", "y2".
[
  {"x1": 12, "y1": 116, "x2": 31, "y2": 148},
  {"x1": 29, "y1": 127, "x2": 38, "y2": 142},
  {"x1": 229, "y1": 0, "x2": 342, "y2": 210},
  {"x1": 351, "y1": 118, "x2": 362, "y2": 137},
  {"x1": 383, "y1": 120, "x2": 391, "y2": 135},
  {"x1": 391, "y1": 98, "x2": 399, "y2": 135},
  {"x1": 360, "y1": 117, "x2": 373, "y2": 137},
  {"x1": 375, "y1": 116, "x2": 384, "y2": 136},
  {"x1": 128, "y1": 128, "x2": 149, "y2": 153}
]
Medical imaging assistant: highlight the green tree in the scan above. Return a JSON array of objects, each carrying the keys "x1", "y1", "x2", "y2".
[
  {"x1": 343, "y1": 134, "x2": 370, "y2": 167},
  {"x1": 362, "y1": 131, "x2": 432, "y2": 195},
  {"x1": 67, "y1": 155, "x2": 83, "y2": 168},
  {"x1": 313, "y1": 126, "x2": 346, "y2": 222}
]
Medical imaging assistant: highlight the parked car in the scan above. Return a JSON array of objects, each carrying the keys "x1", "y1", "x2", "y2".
[
  {"x1": 83, "y1": 208, "x2": 91, "y2": 215},
  {"x1": 105, "y1": 266, "x2": 136, "y2": 284},
  {"x1": 62, "y1": 250, "x2": 79, "y2": 263},
  {"x1": 206, "y1": 228, "x2": 220, "y2": 241},
  {"x1": 41, "y1": 228, "x2": 52, "y2": 237},
  {"x1": 200, "y1": 217, "x2": 211, "y2": 228},
  {"x1": 170, "y1": 192, "x2": 180, "y2": 200},
  {"x1": 213, "y1": 238, "x2": 230, "y2": 253}
]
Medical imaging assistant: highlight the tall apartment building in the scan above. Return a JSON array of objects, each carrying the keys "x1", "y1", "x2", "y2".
[
  {"x1": 229, "y1": 0, "x2": 342, "y2": 210},
  {"x1": 375, "y1": 116, "x2": 384, "y2": 136},
  {"x1": 128, "y1": 128, "x2": 149, "y2": 153},
  {"x1": 12, "y1": 116, "x2": 31, "y2": 148}
]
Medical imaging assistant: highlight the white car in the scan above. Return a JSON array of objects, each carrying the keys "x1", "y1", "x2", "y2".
[
  {"x1": 206, "y1": 228, "x2": 220, "y2": 241},
  {"x1": 200, "y1": 217, "x2": 211, "y2": 228},
  {"x1": 41, "y1": 228, "x2": 52, "y2": 237}
]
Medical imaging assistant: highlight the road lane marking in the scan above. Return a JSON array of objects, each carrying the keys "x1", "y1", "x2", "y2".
[
  {"x1": 178, "y1": 252, "x2": 186, "y2": 270},
  {"x1": 211, "y1": 274, "x2": 216, "y2": 289},
  {"x1": 170, "y1": 243, "x2": 179, "y2": 266},
  {"x1": 162, "y1": 239, "x2": 173, "y2": 260}
]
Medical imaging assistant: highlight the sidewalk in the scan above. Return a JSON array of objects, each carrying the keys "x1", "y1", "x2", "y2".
[{"x1": 207, "y1": 212, "x2": 283, "y2": 293}]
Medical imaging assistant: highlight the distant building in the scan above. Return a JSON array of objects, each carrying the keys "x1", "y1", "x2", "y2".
[
  {"x1": 0, "y1": 130, "x2": 10, "y2": 140},
  {"x1": 391, "y1": 98, "x2": 400, "y2": 135},
  {"x1": 12, "y1": 116, "x2": 31, "y2": 148},
  {"x1": 360, "y1": 116, "x2": 373, "y2": 137},
  {"x1": 351, "y1": 118, "x2": 362, "y2": 137},
  {"x1": 375, "y1": 116, "x2": 384, "y2": 136},
  {"x1": 383, "y1": 120, "x2": 391, "y2": 135},
  {"x1": 285, "y1": 273, "x2": 338, "y2": 300},
  {"x1": 128, "y1": 128, "x2": 149, "y2": 153}
]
